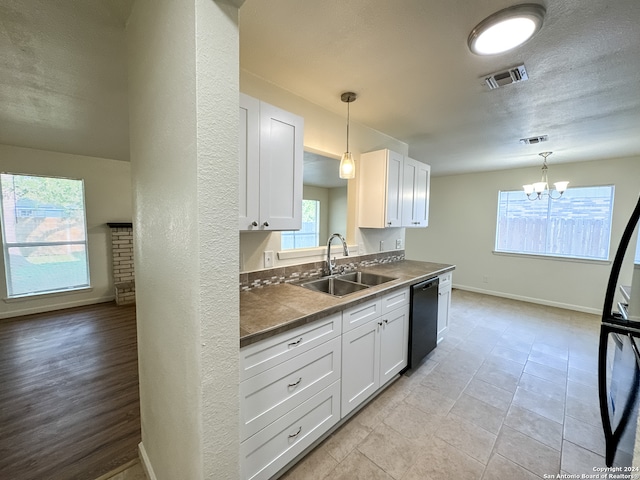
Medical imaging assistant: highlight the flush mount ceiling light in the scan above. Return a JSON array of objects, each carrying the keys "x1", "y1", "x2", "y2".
[
  {"x1": 523, "y1": 152, "x2": 569, "y2": 201},
  {"x1": 468, "y1": 4, "x2": 546, "y2": 55},
  {"x1": 339, "y1": 91, "x2": 357, "y2": 179}
]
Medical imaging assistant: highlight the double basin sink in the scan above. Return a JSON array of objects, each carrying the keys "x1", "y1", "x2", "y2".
[{"x1": 295, "y1": 271, "x2": 397, "y2": 297}]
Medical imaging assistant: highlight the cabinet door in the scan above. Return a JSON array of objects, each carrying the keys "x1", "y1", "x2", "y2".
[
  {"x1": 401, "y1": 157, "x2": 418, "y2": 227},
  {"x1": 402, "y1": 157, "x2": 430, "y2": 227},
  {"x1": 413, "y1": 160, "x2": 430, "y2": 227},
  {"x1": 385, "y1": 150, "x2": 404, "y2": 227},
  {"x1": 379, "y1": 304, "x2": 410, "y2": 384},
  {"x1": 239, "y1": 94, "x2": 261, "y2": 230},
  {"x1": 259, "y1": 102, "x2": 304, "y2": 231},
  {"x1": 437, "y1": 282, "x2": 451, "y2": 343},
  {"x1": 341, "y1": 319, "x2": 380, "y2": 417}
]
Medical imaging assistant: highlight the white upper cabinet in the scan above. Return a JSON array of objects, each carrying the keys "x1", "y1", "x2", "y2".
[
  {"x1": 239, "y1": 94, "x2": 261, "y2": 230},
  {"x1": 239, "y1": 94, "x2": 303, "y2": 231},
  {"x1": 358, "y1": 149, "x2": 403, "y2": 228},
  {"x1": 402, "y1": 157, "x2": 430, "y2": 228},
  {"x1": 358, "y1": 149, "x2": 430, "y2": 228}
]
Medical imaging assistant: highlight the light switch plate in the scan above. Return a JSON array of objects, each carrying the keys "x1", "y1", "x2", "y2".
[{"x1": 264, "y1": 251, "x2": 274, "y2": 268}]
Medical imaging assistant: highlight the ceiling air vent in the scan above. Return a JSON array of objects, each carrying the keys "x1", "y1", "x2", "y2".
[
  {"x1": 484, "y1": 64, "x2": 529, "y2": 90},
  {"x1": 520, "y1": 135, "x2": 548, "y2": 145}
]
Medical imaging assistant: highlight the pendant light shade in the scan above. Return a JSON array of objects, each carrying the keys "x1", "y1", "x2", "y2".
[
  {"x1": 339, "y1": 92, "x2": 357, "y2": 179},
  {"x1": 339, "y1": 152, "x2": 355, "y2": 179}
]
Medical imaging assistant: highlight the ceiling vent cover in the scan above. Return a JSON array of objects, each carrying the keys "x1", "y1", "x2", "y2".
[
  {"x1": 520, "y1": 135, "x2": 548, "y2": 145},
  {"x1": 485, "y1": 64, "x2": 529, "y2": 90}
]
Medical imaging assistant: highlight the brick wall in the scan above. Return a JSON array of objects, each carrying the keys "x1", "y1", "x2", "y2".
[{"x1": 108, "y1": 223, "x2": 135, "y2": 305}]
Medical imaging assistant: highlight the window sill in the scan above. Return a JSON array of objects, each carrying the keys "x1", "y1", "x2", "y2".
[
  {"x1": 492, "y1": 250, "x2": 611, "y2": 265},
  {"x1": 3, "y1": 286, "x2": 94, "y2": 303}
]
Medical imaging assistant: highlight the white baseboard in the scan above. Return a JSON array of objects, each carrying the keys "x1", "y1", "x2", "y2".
[
  {"x1": 0, "y1": 295, "x2": 116, "y2": 319},
  {"x1": 138, "y1": 442, "x2": 158, "y2": 480},
  {"x1": 453, "y1": 284, "x2": 601, "y2": 316}
]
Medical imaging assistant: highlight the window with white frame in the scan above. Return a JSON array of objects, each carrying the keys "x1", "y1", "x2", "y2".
[
  {"x1": 0, "y1": 173, "x2": 90, "y2": 297},
  {"x1": 495, "y1": 185, "x2": 615, "y2": 261},
  {"x1": 281, "y1": 199, "x2": 321, "y2": 250}
]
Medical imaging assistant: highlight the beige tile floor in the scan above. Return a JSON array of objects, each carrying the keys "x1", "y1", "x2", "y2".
[{"x1": 110, "y1": 289, "x2": 618, "y2": 480}]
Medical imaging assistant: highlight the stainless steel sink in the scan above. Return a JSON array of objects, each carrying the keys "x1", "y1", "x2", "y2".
[
  {"x1": 335, "y1": 271, "x2": 397, "y2": 286},
  {"x1": 294, "y1": 271, "x2": 397, "y2": 297},
  {"x1": 296, "y1": 277, "x2": 370, "y2": 297}
]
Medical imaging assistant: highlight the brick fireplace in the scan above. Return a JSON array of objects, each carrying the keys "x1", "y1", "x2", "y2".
[{"x1": 107, "y1": 223, "x2": 135, "y2": 305}]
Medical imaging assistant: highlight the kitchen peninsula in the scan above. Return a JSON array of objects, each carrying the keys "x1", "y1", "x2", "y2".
[{"x1": 238, "y1": 256, "x2": 454, "y2": 480}]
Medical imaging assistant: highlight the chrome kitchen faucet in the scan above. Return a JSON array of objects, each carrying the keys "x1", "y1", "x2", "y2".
[{"x1": 326, "y1": 233, "x2": 349, "y2": 276}]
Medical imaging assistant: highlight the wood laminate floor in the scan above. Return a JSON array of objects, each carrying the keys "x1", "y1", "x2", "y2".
[{"x1": 0, "y1": 302, "x2": 140, "y2": 480}]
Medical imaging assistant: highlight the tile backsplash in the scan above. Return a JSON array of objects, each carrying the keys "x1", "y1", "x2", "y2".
[{"x1": 240, "y1": 250, "x2": 405, "y2": 291}]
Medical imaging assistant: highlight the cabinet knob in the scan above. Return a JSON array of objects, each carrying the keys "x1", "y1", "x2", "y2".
[
  {"x1": 378, "y1": 321, "x2": 383, "y2": 326},
  {"x1": 263, "y1": 221, "x2": 270, "y2": 227},
  {"x1": 251, "y1": 221, "x2": 258, "y2": 227},
  {"x1": 383, "y1": 319, "x2": 388, "y2": 324},
  {"x1": 387, "y1": 222, "x2": 392, "y2": 226}
]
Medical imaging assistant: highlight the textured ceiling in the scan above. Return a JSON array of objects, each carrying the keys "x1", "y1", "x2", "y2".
[
  {"x1": 0, "y1": 1, "x2": 638, "y2": 175},
  {"x1": 240, "y1": 0, "x2": 640, "y2": 174},
  {"x1": 0, "y1": 0, "x2": 130, "y2": 161}
]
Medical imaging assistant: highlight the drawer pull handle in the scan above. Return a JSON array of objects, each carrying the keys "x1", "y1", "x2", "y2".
[
  {"x1": 288, "y1": 338, "x2": 303, "y2": 347},
  {"x1": 288, "y1": 377, "x2": 302, "y2": 388},
  {"x1": 288, "y1": 426, "x2": 302, "y2": 438}
]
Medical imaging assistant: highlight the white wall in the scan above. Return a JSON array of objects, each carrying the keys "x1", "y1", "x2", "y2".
[
  {"x1": 239, "y1": 72, "x2": 408, "y2": 271},
  {"x1": 328, "y1": 186, "x2": 348, "y2": 236},
  {"x1": 128, "y1": 1, "x2": 239, "y2": 479},
  {"x1": 0, "y1": 144, "x2": 131, "y2": 319},
  {"x1": 405, "y1": 156, "x2": 640, "y2": 314}
]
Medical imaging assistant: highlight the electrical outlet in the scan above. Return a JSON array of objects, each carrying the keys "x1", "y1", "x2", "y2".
[
  {"x1": 379, "y1": 240, "x2": 384, "y2": 251},
  {"x1": 263, "y1": 251, "x2": 274, "y2": 269},
  {"x1": 482, "y1": 275, "x2": 489, "y2": 284},
  {"x1": 396, "y1": 239, "x2": 402, "y2": 249}
]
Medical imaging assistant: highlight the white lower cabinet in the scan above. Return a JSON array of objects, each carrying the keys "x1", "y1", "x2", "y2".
[
  {"x1": 240, "y1": 336, "x2": 341, "y2": 440},
  {"x1": 379, "y1": 304, "x2": 410, "y2": 385},
  {"x1": 240, "y1": 287, "x2": 411, "y2": 479},
  {"x1": 341, "y1": 318, "x2": 380, "y2": 415},
  {"x1": 240, "y1": 381, "x2": 341, "y2": 480},
  {"x1": 437, "y1": 272, "x2": 452, "y2": 343},
  {"x1": 341, "y1": 291, "x2": 410, "y2": 417}
]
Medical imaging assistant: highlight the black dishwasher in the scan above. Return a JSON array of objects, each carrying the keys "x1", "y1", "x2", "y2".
[{"x1": 408, "y1": 277, "x2": 439, "y2": 369}]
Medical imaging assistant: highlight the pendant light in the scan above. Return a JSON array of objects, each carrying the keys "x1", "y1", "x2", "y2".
[{"x1": 339, "y1": 92, "x2": 357, "y2": 179}]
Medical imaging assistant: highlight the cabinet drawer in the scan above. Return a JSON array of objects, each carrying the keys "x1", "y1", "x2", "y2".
[
  {"x1": 240, "y1": 313, "x2": 341, "y2": 381},
  {"x1": 240, "y1": 336, "x2": 341, "y2": 441},
  {"x1": 240, "y1": 380, "x2": 341, "y2": 480},
  {"x1": 342, "y1": 298, "x2": 381, "y2": 332},
  {"x1": 380, "y1": 288, "x2": 410, "y2": 315},
  {"x1": 439, "y1": 272, "x2": 452, "y2": 286}
]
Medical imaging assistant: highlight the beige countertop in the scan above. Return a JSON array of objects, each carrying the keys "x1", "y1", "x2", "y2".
[{"x1": 240, "y1": 260, "x2": 455, "y2": 347}]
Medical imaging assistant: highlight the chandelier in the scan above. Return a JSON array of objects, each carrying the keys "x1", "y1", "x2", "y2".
[{"x1": 523, "y1": 152, "x2": 569, "y2": 200}]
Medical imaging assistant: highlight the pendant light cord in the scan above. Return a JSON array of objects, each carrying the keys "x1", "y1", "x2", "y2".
[{"x1": 346, "y1": 100, "x2": 350, "y2": 153}]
